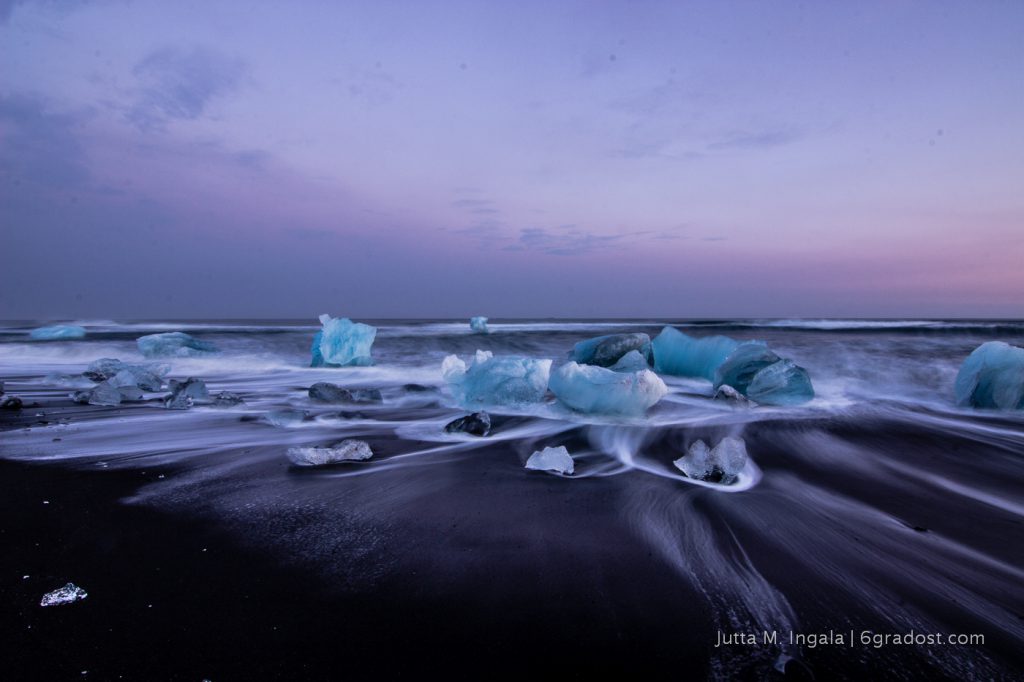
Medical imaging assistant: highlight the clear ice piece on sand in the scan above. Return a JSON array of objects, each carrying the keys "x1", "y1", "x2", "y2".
[
  {"x1": 40, "y1": 582, "x2": 88, "y2": 607},
  {"x1": 164, "y1": 378, "x2": 209, "y2": 409},
  {"x1": 88, "y1": 380, "x2": 123, "y2": 406},
  {"x1": 286, "y1": 439, "x2": 373, "y2": 466},
  {"x1": 310, "y1": 314, "x2": 376, "y2": 367},
  {"x1": 30, "y1": 325, "x2": 86, "y2": 340},
  {"x1": 651, "y1": 327, "x2": 738, "y2": 380},
  {"x1": 137, "y1": 332, "x2": 218, "y2": 358},
  {"x1": 470, "y1": 316, "x2": 489, "y2": 334},
  {"x1": 744, "y1": 359, "x2": 814, "y2": 406},
  {"x1": 549, "y1": 361, "x2": 667, "y2": 415},
  {"x1": 572, "y1": 333, "x2": 651, "y2": 367},
  {"x1": 955, "y1": 341, "x2": 1024, "y2": 410},
  {"x1": 673, "y1": 437, "x2": 748, "y2": 484},
  {"x1": 525, "y1": 446, "x2": 574, "y2": 475},
  {"x1": 442, "y1": 350, "x2": 551, "y2": 407}
]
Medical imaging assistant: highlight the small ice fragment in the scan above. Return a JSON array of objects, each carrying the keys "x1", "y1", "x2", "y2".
[
  {"x1": 525, "y1": 446, "x2": 574, "y2": 475},
  {"x1": 673, "y1": 436, "x2": 748, "y2": 484},
  {"x1": 712, "y1": 384, "x2": 755, "y2": 406},
  {"x1": 572, "y1": 333, "x2": 652, "y2": 368},
  {"x1": 442, "y1": 351, "x2": 551, "y2": 407},
  {"x1": 30, "y1": 325, "x2": 86, "y2": 340},
  {"x1": 652, "y1": 327, "x2": 738, "y2": 380},
  {"x1": 137, "y1": 332, "x2": 218, "y2": 358},
  {"x1": 45, "y1": 373, "x2": 95, "y2": 389},
  {"x1": 264, "y1": 409, "x2": 309, "y2": 427},
  {"x1": 286, "y1": 439, "x2": 373, "y2": 466},
  {"x1": 549, "y1": 361, "x2": 667, "y2": 415},
  {"x1": 444, "y1": 411, "x2": 491, "y2": 436},
  {"x1": 954, "y1": 341, "x2": 1024, "y2": 410},
  {"x1": 470, "y1": 316, "x2": 490, "y2": 334},
  {"x1": 40, "y1": 582, "x2": 88, "y2": 607},
  {"x1": 164, "y1": 378, "x2": 209, "y2": 409},
  {"x1": 310, "y1": 314, "x2": 376, "y2": 367},
  {"x1": 349, "y1": 388, "x2": 383, "y2": 404}
]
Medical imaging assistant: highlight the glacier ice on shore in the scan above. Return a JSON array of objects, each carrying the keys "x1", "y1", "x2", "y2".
[
  {"x1": 652, "y1": 326, "x2": 814, "y2": 405},
  {"x1": 137, "y1": 332, "x2": 218, "y2": 358},
  {"x1": 470, "y1": 316, "x2": 489, "y2": 334},
  {"x1": 287, "y1": 439, "x2": 373, "y2": 466},
  {"x1": 525, "y1": 445, "x2": 574, "y2": 475},
  {"x1": 673, "y1": 437, "x2": 748, "y2": 484},
  {"x1": 955, "y1": 341, "x2": 1024, "y2": 410},
  {"x1": 549, "y1": 361, "x2": 667, "y2": 415},
  {"x1": 572, "y1": 333, "x2": 652, "y2": 368},
  {"x1": 652, "y1": 327, "x2": 737, "y2": 380},
  {"x1": 86, "y1": 359, "x2": 168, "y2": 391},
  {"x1": 609, "y1": 350, "x2": 651, "y2": 373},
  {"x1": 30, "y1": 325, "x2": 86, "y2": 340},
  {"x1": 164, "y1": 377, "x2": 209, "y2": 409},
  {"x1": 442, "y1": 350, "x2": 551, "y2": 407},
  {"x1": 310, "y1": 314, "x2": 376, "y2": 367},
  {"x1": 40, "y1": 582, "x2": 88, "y2": 607}
]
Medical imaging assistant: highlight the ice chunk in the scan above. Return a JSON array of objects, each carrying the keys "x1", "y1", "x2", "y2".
[
  {"x1": 572, "y1": 333, "x2": 652, "y2": 367},
  {"x1": 88, "y1": 381, "x2": 123, "y2": 406},
  {"x1": 286, "y1": 439, "x2": 373, "y2": 466},
  {"x1": 652, "y1": 327, "x2": 738, "y2": 380},
  {"x1": 30, "y1": 325, "x2": 86, "y2": 340},
  {"x1": 444, "y1": 411, "x2": 491, "y2": 436},
  {"x1": 45, "y1": 373, "x2": 96, "y2": 389},
  {"x1": 608, "y1": 350, "x2": 651, "y2": 373},
  {"x1": 955, "y1": 341, "x2": 1024, "y2": 410},
  {"x1": 137, "y1": 332, "x2": 218, "y2": 358},
  {"x1": 713, "y1": 385, "x2": 755, "y2": 406},
  {"x1": 713, "y1": 342, "x2": 780, "y2": 394},
  {"x1": 525, "y1": 446, "x2": 574, "y2": 475},
  {"x1": 745, "y1": 359, "x2": 814, "y2": 406},
  {"x1": 310, "y1": 314, "x2": 376, "y2": 367},
  {"x1": 442, "y1": 350, "x2": 552, "y2": 407},
  {"x1": 163, "y1": 378, "x2": 209, "y2": 409},
  {"x1": 673, "y1": 437, "x2": 748, "y2": 484},
  {"x1": 109, "y1": 371, "x2": 145, "y2": 401},
  {"x1": 83, "y1": 359, "x2": 168, "y2": 391},
  {"x1": 470, "y1": 316, "x2": 490, "y2": 334},
  {"x1": 40, "y1": 582, "x2": 88, "y2": 607},
  {"x1": 549, "y1": 361, "x2": 667, "y2": 416}
]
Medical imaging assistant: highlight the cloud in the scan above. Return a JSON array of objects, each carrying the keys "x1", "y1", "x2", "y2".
[
  {"x1": 0, "y1": 92, "x2": 92, "y2": 193},
  {"x1": 127, "y1": 46, "x2": 245, "y2": 130},
  {"x1": 706, "y1": 128, "x2": 802, "y2": 151},
  {"x1": 503, "y1": 226, "x2": 626, "y2": 256}
]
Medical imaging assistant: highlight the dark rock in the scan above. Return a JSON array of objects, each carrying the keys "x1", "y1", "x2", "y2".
[
  {"x1": 1, "y1": 395, "x2": 23, "y2": 410},
  {"x1": 444, "y1": 411, "x2": 491, "y2": 437},
  {"x1": 403, "y1": 383, "x2": 435, "y2": 392},
  {"x1": 211, "y1": 391, "x2": 244, "y2": 407},
  {"x1": 308, "y1": 382, "x2": 353, "y2": 403}
]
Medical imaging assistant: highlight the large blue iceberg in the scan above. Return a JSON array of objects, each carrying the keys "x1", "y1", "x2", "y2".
[
  {"x1": 549, "y1": 361, "x2": 667, "y2": 415},
  {"x1": 955, "y1": 341, "x2": 1024, "y2": 410},
  {"x1": 310, "y1": 314, "x2": 376, "y2": 367},
  {"x1": 442, "y1": 350, "x2": 551, "y2": 407},
  {"x1": 652, "y1": 327, "x2": 737, "y2": 380},
  {"x1": 572, "y1": 333, "x2": 652, "y2": 368},
  {"x1": 652, "y1": 326, "x2": 813, "y2": 405},
  {"x1": 137, "y1": 332, "x2": 218, "y2": 358},
  {"x1": 30, "y1": 325, "x2": 86, "y2": 340},
  {"x1": 470, "y1": 316, "x2": 490, "y2": 334}
]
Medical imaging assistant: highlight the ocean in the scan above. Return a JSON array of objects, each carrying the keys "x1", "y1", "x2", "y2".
[{"x1": 1, "y1": 318, "x2": 1022, "y2": 680}]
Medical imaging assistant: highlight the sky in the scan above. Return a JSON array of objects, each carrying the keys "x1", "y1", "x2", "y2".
[{"x1": 1, "y1": 0, "x2": 1022, "y2": 319}]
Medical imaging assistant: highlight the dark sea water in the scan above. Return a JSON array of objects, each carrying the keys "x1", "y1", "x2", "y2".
[{"x1": 1, "y1": 319, "x2": 1023, "y2": 680}]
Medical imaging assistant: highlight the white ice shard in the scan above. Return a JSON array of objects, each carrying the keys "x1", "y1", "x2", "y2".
[
  {"x1": 286, "y1": 439, "x2": 373, "y2": 466},
  {"x1": 955, "y1": 341, "x2": 1024, "y2": 410},
  {"x1": 525, "y1": 445, "x2": 574, "y2": 475},
  {"x1": 673, "y1": 436, "x2": 748, "y2": 483},
  {"x1": 40, "y1": 582, "x2": 88, "y2": 607},
  {"x1": 442, "y1": 350, "x2": 551, "y2": 407},
  {"x1": 548, "y1": 361, "x2": 667, "y2": 416},
  {"x1": 310, "y1": 314, "x2": 376, "y2": 367},
  {"x1": 470, "y1": 316, "x2": 490, "y2": 334},
  {"x1": 30, "y1": 325, "x2": 86, "y2": 340},
  {"x1": 137, "y1": 332, "x2": 218, "y2": 358}
]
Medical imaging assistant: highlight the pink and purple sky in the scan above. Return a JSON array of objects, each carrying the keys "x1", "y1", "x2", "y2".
[{"x1": 1, "y1": 1, "x2": 1022, "y2": 318}]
